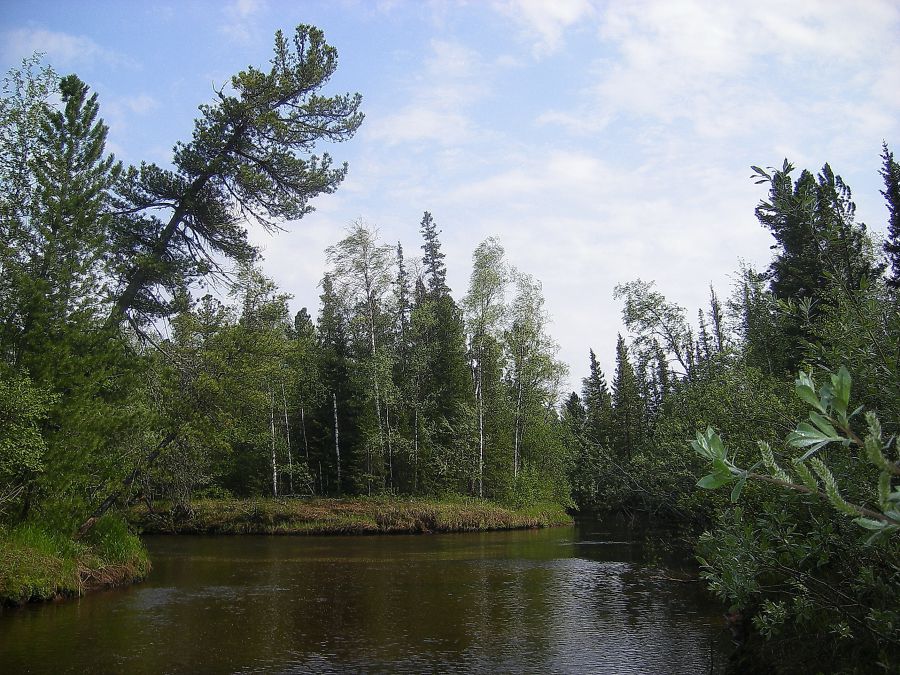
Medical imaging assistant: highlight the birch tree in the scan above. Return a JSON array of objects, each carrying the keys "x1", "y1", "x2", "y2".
[
  {"x1": 325, "y1": 221, "x2": 395, "y2": 492},
  {"x1": 505, "y1": 273, "x2": 565, "y2": 479},
  {"x1": 464, "y1": 237, "x2": 509, "y2": 497}
]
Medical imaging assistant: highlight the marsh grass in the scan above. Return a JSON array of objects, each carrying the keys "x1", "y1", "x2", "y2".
[
  {"x1": 0, "y1": 516, "x2": 150, "y2": 606},
  {"x1": 132, "y1": 496, "x2": 572, "y2": 535}
]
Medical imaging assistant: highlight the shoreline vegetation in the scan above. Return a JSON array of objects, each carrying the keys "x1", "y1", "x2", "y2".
[
  {"x1": 131, "y1": 497, "x2": 573, "y2": 536},
  {"x1": 0, "y1": 517, "x2": 150, "y2": 607},
  {"x1": 2, "y1": 498, "x2": 571, "y2": 607}
]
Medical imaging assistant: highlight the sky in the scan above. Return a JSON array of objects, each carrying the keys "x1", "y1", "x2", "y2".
[{"x1": 2, "y1": 0, "x2": 899, "y2": 393}]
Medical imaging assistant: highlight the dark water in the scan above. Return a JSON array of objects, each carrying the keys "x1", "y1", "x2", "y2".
[{"x1": 1, "y1": 516, "x2": 730, "y2": 673}]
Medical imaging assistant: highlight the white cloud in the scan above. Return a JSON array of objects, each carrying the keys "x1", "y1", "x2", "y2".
[
  {"x1": 368, "y1": 39, "x2": 489, "y2": 146},
  {"x1": 492, "y1": 0, "x2": 595, "y2": 56},
  {"x1": 123, "y1": 93, "x2": 159, "y2": 114},
  {"x1": 219, "y1": 0, "x2": 268, "y2": 45},
  {"x1": 3, "y1": 27, "x2": 130, "y2": 68}
]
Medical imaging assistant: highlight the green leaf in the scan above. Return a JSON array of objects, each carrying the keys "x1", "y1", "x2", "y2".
[
  {"x1": 797, "y1": 440, "x2": 831, "y2": 462},
  {"x1": 830, "y1": 367, "x2": 851, "y2": 416},
  {"x1": 731, "y1": 475, "x2": 747, "y2": 503},
  {"x1": 853, "y1": 517, "x2": 885, "y2": 531},
  {"x1": 795, "y1": 382, "x2": 825, "y2": 413},
  {"x1": 808, "y1": 412, "x2": 838, "y2": 438},
  {"x1": 787, "y1": 422, "x2": 838, "y2": 449},
  {"x1": 697, "y1": 472, "x2": 732, "y2": 490},
  {"x1": 692, "y1": 427, "x2": 726, "y2": 462}
]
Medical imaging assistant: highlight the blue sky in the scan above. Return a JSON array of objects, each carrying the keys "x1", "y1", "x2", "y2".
[{"x1": 3, "y1": 0, "x2": 899, "y2": 392}]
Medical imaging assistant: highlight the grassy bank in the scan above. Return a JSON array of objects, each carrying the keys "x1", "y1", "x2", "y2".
[
  {"x1": 0, "y1": 516, "x2": 150, "y2": 606},
  {"x1": 131, "y1": 496, "x2": 573, "y2": 535}
]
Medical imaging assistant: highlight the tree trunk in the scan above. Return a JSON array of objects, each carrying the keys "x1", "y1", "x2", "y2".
[
  {"x1": 270, "y1": 388, "x2": 278, "y2": 497},
  {"x1": 385, "y1": 404, "x2": 394, "y2": 491},
  {"x1": 74, "y1": 431, "x2": 178, "y2": 540},
  {"x1": 281, "y1": 382, "x2": 293, "y2": 495},
  {"x1": 477, "y1": 363, "x2": 484, "y2": 498},
  {"x1": 333, "y1": 392, "x2": 341, "y2": 495},
  {"x1": 300, "y1": 405, "x2": 309, "y2": 460},
  {"x1": 413, "y1": 406, "x2": 419, "y2": 494},
  {"x1": 514, "y1": 369, "x2": 523, "y2": 479}
]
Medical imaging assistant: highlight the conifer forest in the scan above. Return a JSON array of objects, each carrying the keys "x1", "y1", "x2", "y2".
[{"x1": 1, "y1": 21, "x2": 899, "y2": 675}]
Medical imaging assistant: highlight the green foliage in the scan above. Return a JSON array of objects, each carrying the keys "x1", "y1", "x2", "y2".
[
  {"x1": 0, "y1": 518, "x2": 149, "y2": 605},
  {"x1": 0, "y1": 371, "x2": 55, "y2": 512},
  {"x1": 110, "y1": 25, "x2": 363, "y2": 323},
  {"x1": 695, "y1": 367, "x2": 900, "y2": 539},
  {"x1": 880, "y1": 143, "x2": 900, "y2": 288}
]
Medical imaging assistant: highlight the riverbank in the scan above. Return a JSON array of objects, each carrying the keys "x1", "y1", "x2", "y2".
[
  {"x1": 131, "y1": 497, "x2": 573, "y2": 535},
  {"x1": 0, "y1": 517, "x2": 150, "y2": 607}
]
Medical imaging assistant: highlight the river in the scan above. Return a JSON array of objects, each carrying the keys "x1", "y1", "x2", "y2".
[{"x1": 0, "y1": 515, "x2": 730, "y2": 673}]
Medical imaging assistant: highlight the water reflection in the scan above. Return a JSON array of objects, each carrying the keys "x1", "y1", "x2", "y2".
[{"x1": 0, "y1": 516, "x2": 729, "y2": 673}]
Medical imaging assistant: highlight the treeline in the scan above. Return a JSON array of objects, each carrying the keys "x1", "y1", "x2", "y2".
[
  {"x1": 0, "y1": 26, "x2": 368, "y2": 539},
  {"x1": 0, "y1": 23, "x2": 572, "y2": 556},
  {"x1": 565, "y1": 154, "x2": 900, "y2": 670},
  {"x1": 148, "y1": 218, "x2": 570, "y2": 507}
]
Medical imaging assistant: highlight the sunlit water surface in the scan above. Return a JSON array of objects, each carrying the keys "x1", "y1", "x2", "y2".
[{"x1": 1, "y1": 515, "x2": 730, "y2": 673}]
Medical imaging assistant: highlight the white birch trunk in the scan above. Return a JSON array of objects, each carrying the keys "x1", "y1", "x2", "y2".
[
  {"x1": 333, "y1": 392, "x2": 341, "y2": 494},
  {"x1": 477, "y1": 363, "x2": 484, "y2": 498},
  {"x1": 413, "y1": 406, "x2": 419, "y2": 493},
  {"x1": 300, "y1": 405, "x2": 309, "y2": 460},
  {"x1": 281, "y1": 382, "x2": 293, "y2": 495},
  {"x1": 270, "y1": 389, "x2": 278, "y2": 497}
]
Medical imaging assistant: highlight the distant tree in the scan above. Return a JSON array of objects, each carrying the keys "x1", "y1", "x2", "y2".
[
  {"x1": 614, "y1": 279, "x2": 694, "y2": 377},
  {"x1": 419, "y1": 211, "x2": 448, "y2": 295},
  {"x1": 581, "y1": 349, "x2": 612, "y2": 448},
  {"x1": 612, "y1": 334, "x2": 644, "y2": 462},
  {"x1": 325, "y1": 221, "x2": 395, "y2": 492},
  {"x1": 752, "y1": 161, "x2": 882, "y2": 369},
  {"x1": 316, "y1": 273, "x2": 353, "y2": 494},
  {"x1": 881, "y1": 143, "x2": 900, "y2": 287},
  {"x1": 505, "y1": 273, "x2": 566, "y2": 483},
  {"x1": 464, "y1": 237, "x2": 510, "y2": 497},
  {"x1": 411, "y1": 213, "x2": 472, "y2": 493}
]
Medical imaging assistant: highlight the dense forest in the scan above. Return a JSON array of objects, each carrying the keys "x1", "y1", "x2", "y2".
[{"x1": 1, "y1": 24, "x2": 899, "y2": 673}]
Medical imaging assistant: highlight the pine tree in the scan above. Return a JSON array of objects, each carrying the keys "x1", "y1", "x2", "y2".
[
  {"x1": 708, "y1": 285, "x2": 726, "y2": 353},
  {"x1": 753, "y1": 161, "x2": 882, "y2": 370},
  {"x1": 316, "y1": 273, "x2": 354, "y2": 494},
  {"x1": 109, "y1": 26, "x2": 363, "y2": 325}
]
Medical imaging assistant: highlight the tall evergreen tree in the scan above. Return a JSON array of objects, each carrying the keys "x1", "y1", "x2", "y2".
[
  {"x1": 753, "y1": 160, "x2": 883, "y2": 370},
  {"x1": 612, "y1": 334, "x2": 643, "y2": 462},
  {"x1": 419, "y1": 211, "x2": 448, "y2": 295},
  {"x1": 411, "y1": 212, "x2": 472, "y2": 492},
  {"x1": 881, "y1": 143, "x2": 900, "y2": 287},
  {"x1": 581, "y1": 349, "x2": 612, "y2": 448}
]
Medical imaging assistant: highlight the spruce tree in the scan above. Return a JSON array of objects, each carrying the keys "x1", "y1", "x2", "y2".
[
  {"x1": 581, "y1": 349, "x2": 612, "y2": 448},
  {"x1": 612, "y1": 334, "x2": 643, "y2": 462},
  {"x1": 420, "y1": 211, "x2": 448, "y2": 295},
  {"x1": 881, "y1": 143, "x2": 900, "y2": 287}
]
